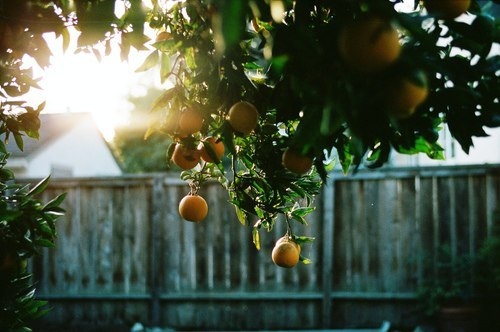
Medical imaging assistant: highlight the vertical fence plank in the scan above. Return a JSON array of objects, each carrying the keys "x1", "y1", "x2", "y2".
[
  {"x1": 448, "y1": 177, "x2": 458, "y2": 259},
  {"x1": 431, "y1": 176, "x2": 440, "y2": 274},
  {"x1": 222, "y1": 187, "x2": 232, "y2": 290},
  {"x1": 321, "y1": 177, "x2": 335, "y2": 328},
  {"x1": 162, "y1": 181, "x2": 182, "y2": 293},
  {"x1": 485, "y1": 173, "x2": 498, "y2": 235},
  {"x1": 414, "y1": 175, "x2": 423, "y2": 285},
  {"x1": 466, "y1": 174, "x2": 478, "y2": 285},
  {"x1": 204, "y1": 185, "x2": 216, "y2": 290},
  {"x1": 150, "y1": 176, "x2": 162, "y2": 325}
]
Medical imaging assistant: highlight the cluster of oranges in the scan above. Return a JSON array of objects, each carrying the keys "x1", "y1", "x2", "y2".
[
  {"x1": 173, "y1": 100, "x2": 312, "y2": 267},
  {"x1": 173, "y1": 109, "x2": 221, "y2": 223},
  {"x1": 170, "y1": 108, "x2": 224, "y2": 171},
  {"x1": 337, "y1": 0, "x2": 470, "y2": 120},
  {"x1": 175, "y1": 101, "x2": 260, "y2": 223},
  {"x1": 171, "y1": 100, "x2": 262, "y2": 171}
]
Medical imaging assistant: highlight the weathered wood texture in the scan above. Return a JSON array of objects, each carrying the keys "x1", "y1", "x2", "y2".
[{"x1": 28, "y1": 165, "x2": 500, "y2": 330}]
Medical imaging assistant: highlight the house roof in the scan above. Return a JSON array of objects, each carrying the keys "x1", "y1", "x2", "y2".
[{"x1": 5, "y1": 112, "x2": 101, "y2": 158}]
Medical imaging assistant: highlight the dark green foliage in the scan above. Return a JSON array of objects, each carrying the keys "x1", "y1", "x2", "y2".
[
  {"x1": 417, "y1": 211, "x2": 500, "y2": 318},
  {"x1": 0, "y1": 144, "x2": 65, "y2": 330}
]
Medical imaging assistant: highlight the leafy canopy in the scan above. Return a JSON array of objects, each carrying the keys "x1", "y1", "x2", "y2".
[{"x1": 1, "y1": 0, "x2": 499, "y2": 255}]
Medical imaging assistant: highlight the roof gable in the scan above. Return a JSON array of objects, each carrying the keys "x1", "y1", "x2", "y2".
[{"x1": 5, "y1": 112, "x2": 98, "y2": 158}]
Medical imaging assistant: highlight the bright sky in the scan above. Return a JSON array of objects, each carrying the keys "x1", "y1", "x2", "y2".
[{"x1": 26, "y1": 29, "x2": 155, "y2": 141}]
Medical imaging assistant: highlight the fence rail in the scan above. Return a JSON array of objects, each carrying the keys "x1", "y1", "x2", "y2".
[{"x1": 26, "y1": 165, "x2": 500, "y2": 330}]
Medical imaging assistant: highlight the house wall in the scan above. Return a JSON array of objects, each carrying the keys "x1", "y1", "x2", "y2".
[
  {"x1": 390, "y1": 127, "x2": 500, "y2": 167},
  {"x1": 23, "y1": 116, "x2": 122, "y2": 178}
]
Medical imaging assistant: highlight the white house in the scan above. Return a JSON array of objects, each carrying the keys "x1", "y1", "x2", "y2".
[
  {"x1": 389, "y1": 125, "x2": 500, "y2": 167},
  {"x1": 6, "y1": 112, "x2": 123, "y2": 178}
]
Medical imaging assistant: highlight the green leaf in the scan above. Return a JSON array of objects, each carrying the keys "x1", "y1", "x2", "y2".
[
  {"x1": 291, "y1": 206, "x2": 315, "y2": 218},
  {"x1": 43, "y1": 193, "x2": 67, "y2": 211},
  {"x1": 396, "y1": 136, "x2": 445, "y2": 159},
  {"x1": 135, "y1": 50, "x2": 159, "y2": 73},
  {"x1": 150, "y1": 87, "x2": 177, "y2": 113},
  {"x1": 252, "y1": 226, "x2": 261, "y2": 250},
  {"x1": 288, "y1": 182, "x2": 306, "y2": 198},
  {"x1": 14, "y1": 133, "x2": 24, "y2": 151},
  {"x1": 365, "y1": 141, "x2": 391, "y2": 169},
  {"x1": 61, "y1": 27, "x2": 71, "y2": 53},
  {"x1": 234, "y1": 205, "x2": 247, "y2": 225},
  {"x1": 38, "y1": 222, "x2": 55, "y2": 237},
  {"x1": 220, "y1": 0, "x2": 246, "y2": 51},
  {"x1": 293, "y1": 235, "x2": 315, "y2": 245},
  {"x1": 221, "y1": 122, "x2": 237, "y2": 155},
  {"x1": 34, "y1": 238, "x2": 55, "y2": 248},
  {"x1": 27, "y1": 176, "x2": 51, "y2": 197},
  {"x1": 299, "y1": 255, "x2": 312, "y2": 265},
  {"x1": 0, "y1": 168, "x2": 15, "y2": 181},
  {"x1": 160, "y1": 53, "x2": 171, "y2": 84},
  {"x1": 44, "y1": 209, "x2": 66, "y2": 217}
]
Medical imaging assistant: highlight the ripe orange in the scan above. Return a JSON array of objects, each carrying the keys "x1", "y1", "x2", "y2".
[
  {"x1": 275, "y1": 235, "x2": 301, "y2": 255},
  {"x1": 272, "y1": 236, "x2": 301, "y2": 268},
  {"x1": 178, "y1": 194, "x2": 208, "y2": 222},
  {"x1": 171, "y1": 143, "x2": 201, "y2": 170},
  {"x1": 423, "y1": 0, "x2": 471, "y2": 19},
  {"x1": 156, "y1": 31, "x2": 172, "y2": 42},
  {"x1": 384, "y1": 72, "x2": 429, "y2": 119},
  {"x1": 178, "y1": 109, "x2": 203, "y2": 135},
  {"x1": 228, "y1": 101, "x2": 259, "y2": 135},
  {"x1": 199, "y1": 137, "x2": 225, "y2": 163},
  {"x1": 338, "y1": 16, "x2": 401, "y2": 74},
  {"x1": 282, "y1": 148, "x2": 313, "y2": 175}
]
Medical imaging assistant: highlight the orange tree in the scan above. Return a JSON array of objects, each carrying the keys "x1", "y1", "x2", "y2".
[
  {"x1": 139, "y1": 0, "x2": 500, "y2": 256},
  {"x1": 1, "y1": 0, "x2": 499, "y2": 271}
]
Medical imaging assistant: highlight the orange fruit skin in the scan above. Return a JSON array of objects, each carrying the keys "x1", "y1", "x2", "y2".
[
  {"x1": 171, "y1": 143, "x2": 201, "y2": 170},
  {"x1": 385, "y1": 79, "x2": 429, "y2": 119},
  {"x1": 282, "y1": 148, "x2": 313, "y2": 175},
  {"x1": 178, "y1": 109, "x2": 203, "y2": 135},
  {"x1": 156, "y1": 31, "x2": 172, "y2": 42},
  {"x1": 338, "y1": 16, "x2": 401, "y2": 74},
  {"x1": 275, "y1": 235, "x2": 301, "y2": 255},
  {"x1": 228, "y1": 101, "x2": 259, "y2": 135},
  {"x1": 272, "y1": 238, "x2": 300, "y2": 268},
  {"x1": 178, "y1": 194, "x2": 208, "y2": 222},
  {"x1": 424, "y1": 0, "x2": 471, "y2": 19},
  {"x1": 199, "y1": 137, "x2": 225, "y2": 163}
]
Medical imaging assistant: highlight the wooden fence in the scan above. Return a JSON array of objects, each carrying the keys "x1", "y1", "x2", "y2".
[{"x1": 28, "y1": 164, "x2": 500, "y2": 331}]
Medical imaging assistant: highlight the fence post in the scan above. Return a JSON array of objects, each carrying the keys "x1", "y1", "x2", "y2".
[
  {"x1": 149, "y1": 175, "x2": 163, "y2": 326},
  {"x1": 321, "y1": 177, "x2": 335, "y2": 328}
]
